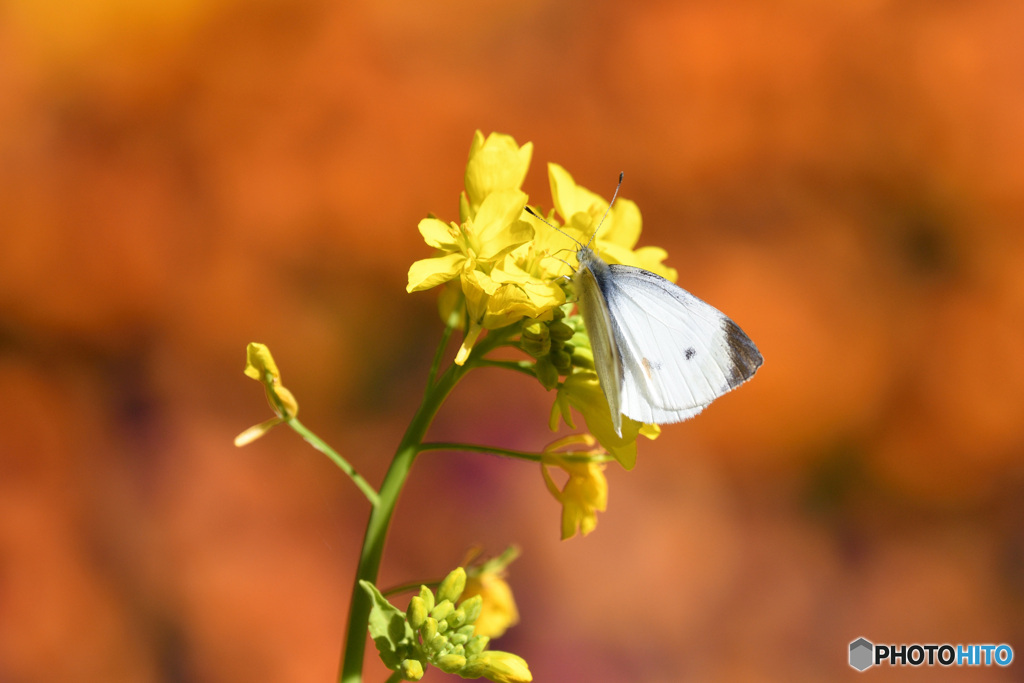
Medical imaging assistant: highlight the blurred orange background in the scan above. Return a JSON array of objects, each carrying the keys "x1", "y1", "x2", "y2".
[{"x1": 2, "y1": 0, "x2": 1023, "y2": 681}]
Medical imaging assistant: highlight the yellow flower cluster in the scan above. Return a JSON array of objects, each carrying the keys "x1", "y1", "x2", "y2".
[
  {"x1": 408, "y1": 131, "x2": 677, "y2": 367},
  {"x1": 409, "y1": 130, "x2": 675, "y2": 530},
  {"x1": 408, "y1": 131, "x2": 564, "y2": 364}
]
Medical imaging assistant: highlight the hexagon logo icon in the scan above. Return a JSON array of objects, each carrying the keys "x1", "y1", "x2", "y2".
[{"x1": 850, "y1": 638, "x2": 874, "y2": 671}]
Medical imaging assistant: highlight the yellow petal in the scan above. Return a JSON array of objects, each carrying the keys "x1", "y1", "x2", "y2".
[
  {"x1": 234, "y1": 417, "x2": 283, "y2": 447},
  {"x1": 465, "y1": 130, "x2": 533, "y2": 210},
  {"x1": 272, "y1": 384, "x2": 299, "y2": 418},
  {"x1": 548, "y1": 163, "x2": 606, "y2": 227},
  {"x1": 418, "y1": 217, "x2": 460, "y2": 250},
  {"x1": 552, "y1": 460, "x2": 608, "y2": 539},
  {"x1": 407, "y1": 252, "x2": 465, "y2": 292},
  {"x1": 471, "y1": 189, "x2": 533, "y2": 260},
  {"x1": 556, "y1": 371, "x2": 639, "y2": 470},
  {"x1": 244, "y1": 342, "x2": 280, "y2": 382},
  {"x1": 596, "y1": 198, "x2": 642, "y2": 250}
]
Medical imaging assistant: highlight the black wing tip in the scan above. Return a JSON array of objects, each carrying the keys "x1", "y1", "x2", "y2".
[{"x1": 722, "y1": 318, "x2": 763, "y2": 386}]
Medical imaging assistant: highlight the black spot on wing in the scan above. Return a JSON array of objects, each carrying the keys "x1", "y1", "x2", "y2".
[
  {"x1": 684, "y1": 347, "x2": 696, "y2": 360},
  {"x1": 722, "y1": 318, "x2": 763, "y2": 387}
]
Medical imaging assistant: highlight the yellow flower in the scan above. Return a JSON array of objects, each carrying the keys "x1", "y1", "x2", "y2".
[
  {"x1": 463, "y1": 130, "x2": 534, "y2": 219},
  {"x1": 462, "y1": 570, "x2": 520, "y2": 639},
  {"x1": 235, "y1": 342, "x2": 299, "y2": 446},
  {"x1": 407, "y1": 188, "x2": 534, "y2": 293},
  {"x1": 410, "y1": 133, "x2": 579, "y2": 364},
  {"x1": 541, "y1": 434, "x2": 610, "y2": 539}
]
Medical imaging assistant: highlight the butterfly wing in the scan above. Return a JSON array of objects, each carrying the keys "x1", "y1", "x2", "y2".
[
  {"x1": 573, "y1": 261, "x2": 625, "y2": 435},
  {"x1": 600, "y1": 264, "x2": 763, "y2": 426}
]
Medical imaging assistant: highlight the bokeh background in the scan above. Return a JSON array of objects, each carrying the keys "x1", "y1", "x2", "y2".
[{"x1": 2, "y1": 0, "x2": 1023, "y2": 681}]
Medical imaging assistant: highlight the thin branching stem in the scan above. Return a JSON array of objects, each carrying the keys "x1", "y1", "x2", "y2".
[
  {"x1": 420, "y1": 441, "x2": 614, "y2": 464},
  {"x1": 287, "y1": 418, "x2": 380, "y2": 507}
]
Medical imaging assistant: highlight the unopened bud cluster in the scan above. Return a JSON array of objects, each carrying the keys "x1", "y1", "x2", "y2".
[
  {"x1": 405, "y1": 568, "x2": 490, "y2": 676},
  {"x1": 521, "y1": 308, "x2": 580, "y2": 389},
  {"x1": 364, "y1": 566, "x2": 530, "y2": 682}
]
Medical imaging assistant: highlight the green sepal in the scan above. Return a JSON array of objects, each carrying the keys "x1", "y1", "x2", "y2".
[{"x1": 359, "y1": 580, "x2": 417, "y2": 672}]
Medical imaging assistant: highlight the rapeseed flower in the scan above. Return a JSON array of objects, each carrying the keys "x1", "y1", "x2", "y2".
[
  {"x1": 408, "y1": 131, "x2": 669, "y2": 460},
  {"x1": 541, "y1": 435, "x2": 609, "y2": 540}
]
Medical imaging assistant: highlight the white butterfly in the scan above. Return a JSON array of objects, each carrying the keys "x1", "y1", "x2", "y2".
[
  {"x1": 573, "y1": 242, "x2": 763, "y2": 436},
  {"x1": 529, "y1": 176, "x2": 763, "y2": 437}
]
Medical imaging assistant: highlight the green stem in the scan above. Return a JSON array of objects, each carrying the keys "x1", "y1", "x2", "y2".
[
  {"x1": 474, "y1": 358, "x2": 536, "y2": 377},
  {"x1": 287, "y1": 418, "x2": 380, "y2": 507},
  {"x1": 419, "y1": 441, "x2": 614, "y2": 464},
  {"x1": 338, "y1": 329, "x2": 507, "y2": 683},
  {"x1": 427, "y1": 314, "x2": 457, "y2": 387}
]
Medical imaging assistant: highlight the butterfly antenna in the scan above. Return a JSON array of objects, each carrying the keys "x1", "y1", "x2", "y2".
[
  {"x1": 586, "y1": 171, "x2": 624, "y2": 250},
  {"x1": 524, "y1": 205, "x2": 584, "y2": 249}
]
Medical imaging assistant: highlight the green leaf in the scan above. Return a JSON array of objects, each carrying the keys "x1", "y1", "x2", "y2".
[{"x1": 360, "y1": 580, "x2": 416, "y2": 671}]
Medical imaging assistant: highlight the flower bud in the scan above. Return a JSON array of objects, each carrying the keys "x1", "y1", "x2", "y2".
[
  {"x1": 437, "y1": 567, "x2": 466, "y2": 603},
  {"x1": 418, "y1": 585, "x2": 435, "y2": 614},
  {"x1": 447, "y1": 608, "x2": 466, "y2": 630},
  {"x1": 535, "y1": 359, "x2": 560, "y2": 390},
  {"x1": 459, "y1": 594, "x2": 483, "y2": 624},
  {"x1": 420, "y1": 617, "x2": 438, "y2": 644},
  {"x1": 462, "y1": 650, "x2": 532, "y2": 682},
  {"x1": 430, "y1": 599, "x2": 454, "y2": 623},
  {"x1": 401, "y1": 659, "x2": 424, "y2": 681},
  {"x1": 434, "y1": 653, "x2": 468, "y2": 674},
  {"x1": 521, "y1": 320, "x2": 549, "y2": 341},
  {"x1": 521, "y1": 336, "x2": 551, "y2": 359},
  {"x1": 551, "y1": 348, "x2": 572, "y2": 372},
  {"x1": 466, "y1": 635, "x2": 490, "y2": 656},
  {"x1": 407, "y1": 596, "x2": 427, "y2": 630},
  {"x1": 549, "y1": 321, "x2": 575, "y2": 341}
]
